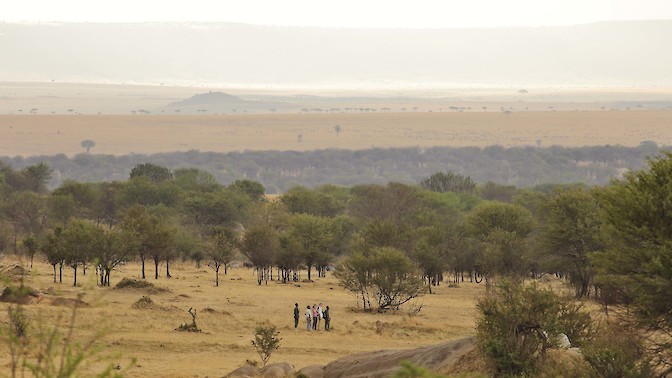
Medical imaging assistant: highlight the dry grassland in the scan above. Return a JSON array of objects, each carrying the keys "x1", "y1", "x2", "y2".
[
  {"x1": 2, "y1": 110, "x2": 672, "y2": 157},
  {"x1": 0, "y1": 257, "x2": 481, "y2": 377}
]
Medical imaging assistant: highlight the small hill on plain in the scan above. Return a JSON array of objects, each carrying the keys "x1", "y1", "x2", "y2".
[{"x1": 166, "y1": 91, "x2": 300, "y2": 114}]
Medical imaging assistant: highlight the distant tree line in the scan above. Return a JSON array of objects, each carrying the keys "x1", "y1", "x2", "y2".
[{"x1": 0, "y1": 141, "x2": 663, "y2": 193}]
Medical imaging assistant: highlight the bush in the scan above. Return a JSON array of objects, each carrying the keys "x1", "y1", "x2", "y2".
[
  {"x1": 475, "y1": 280, "x2": 591, "y2": 376},
  {"x1": 251, "y1": 324, "x2": 281, "y2": 367},
  {"x1": 583, "y1": 322, "x2": 650, "y2": 378}
]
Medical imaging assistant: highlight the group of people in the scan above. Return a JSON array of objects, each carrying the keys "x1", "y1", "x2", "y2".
[{"x1": 294, "y1": 303, "x2": 330, "y2": 331}]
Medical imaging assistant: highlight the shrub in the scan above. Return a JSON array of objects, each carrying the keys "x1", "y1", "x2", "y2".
[
  {"x1": 475, "y1": 280, "x2": 590, "y2": 376},
  {"x1": 176, "y1": 307, "x2": 200, "y2": 332},
  {"x1": 251, "y1": 324, "x2": 281, "y2": 367},
  {"x1": 582, "y1": 322, "x2": 650, "y2": 378}
]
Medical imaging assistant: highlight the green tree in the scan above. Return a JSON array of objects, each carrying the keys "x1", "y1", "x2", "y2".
[
  {"x1": 22, "y1": 162, "x2": 52, "y2": 193},
  {"x1": 336, "y1": 247, "x2": 424, "y2": 311},
  {"x1": 280, "y1": 185, "x2": 344, "y2": 217},
  {"x1": 205, "y1": 226, "x2": 239, "y2": 286},
  {"x1": 22, "y1": 235, "x2": 38, "y2": 268},
  {"x1": 229, "y1": 179, "x2": 266, "y2": 202},
  {"x1": 593, "y1": 152, "x2": 672, "y2": 373},
  {"x1": 129, "y1": 163, "x2": 173, "y2": 183},
  {"x1": 240, "y1": 224, "x2": 279, "y2": 285},
  {"x1": 42, "y1": 227, "x2": 66, "y2": 283},
  {"x1": 173, "y1": 168, "x2": 220, "y2": 193},
  {"x1": 476, "y1": 280, "x2": 586, "y2": 376},
  {"x1": 61, "y1": 220, "x2": 101, "y2": 287},
  {"x1": 95, "y1": 228, "x2": 132, "y2": 286},
  {"x1": 3, "y1": 191, "x2": 47, "y2": 251},
  {"x1": 80, "y1": 139, "x2": 96, "y2": 153},
  {"x1": 538, "y1": 188, "x2": 603, "y2": 297},
  {"x1": 282, "y1": 214, "x2": 334, "y2": 280},
  {"x1": 119, "y1": 205, "x2": 172, "y2": 279},
  {"x1": 420, "y1": 171, "x2": 476, "y2": 194},
  {"x1": 464, "y1": 202, "x2": 533, "y2": 282}
]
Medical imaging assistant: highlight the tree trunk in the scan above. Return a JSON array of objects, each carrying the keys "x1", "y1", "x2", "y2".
[
  {"x1": 73, "y1": 265, "x2": 78, "y2": 287},
  {"x1": 59, "y1": 262, "x2": 63, "y2": 283},
  {"x1": 141, "y1": 254, "x2": 146, "y2": 279},
  {"x1": 166, "y1": 259, "x2": 171, "y2": 278},
  {"x1": 215, "y1": 265, "x2": 220, "y2": 287},
  {"x1": 307, "y1": 265, "x2": 312, "y2": 281},
  {"x1": 53, "y1": 264, "x2": 57, "y2": 283},
  {"x1": 106, "y1": 269, "x2": 111, "y2": 286},
  {"x1": 154, "y1": 258, "x2": 159, "y2": 279},
  {"x1": 224, "y1": 264, "x2": 228, "y2": 275}
]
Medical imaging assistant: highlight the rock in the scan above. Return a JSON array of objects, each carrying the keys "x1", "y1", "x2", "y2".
[
  {"x1": 297, "y1": 365, "x2": 325, "y2": 378},
  {"x1": 322, "y1": 336, "x2": 475, "y2": 378},
  {"x1": 555, "y1": 333, "x2": 571, "y2": 349},
  {"x1": 225, "y1": 364, "x2": 261, "y2": 378},
  {"x1": 261, "y1": 362, "x2": 294, "y2": 377}
]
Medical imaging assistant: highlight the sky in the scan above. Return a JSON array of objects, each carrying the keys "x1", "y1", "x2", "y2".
[{"x1": 3, "y1": 0, "x2": 672, "y2": 28}]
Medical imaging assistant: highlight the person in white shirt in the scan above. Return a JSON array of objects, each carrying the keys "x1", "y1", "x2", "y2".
[
  {"x1": 305, "y1": 306, "x2": 312, "y2": 331},
  {"x1": 317, "y1": 303, "x2": 324, "y2": 330}
]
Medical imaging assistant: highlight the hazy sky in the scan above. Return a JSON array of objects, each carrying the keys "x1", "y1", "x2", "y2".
[{"x1": 4, "y1": 0, "x2": 672, "y2": 28}]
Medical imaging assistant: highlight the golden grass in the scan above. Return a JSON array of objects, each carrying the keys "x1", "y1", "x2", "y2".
[
  {"x1": 1, "y1": 110, "x2": 672, "y2": 158},
  {"x1": 0, "y1": 257, "x2": 481, "y2": 377}
]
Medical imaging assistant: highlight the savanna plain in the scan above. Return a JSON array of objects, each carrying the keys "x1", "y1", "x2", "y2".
[
  {"x1": 0, "y1": 256, "x2": 480, "y2": 377},
  {"x1": 1, "y1": 82, "x2": 671, "y2": 377}
]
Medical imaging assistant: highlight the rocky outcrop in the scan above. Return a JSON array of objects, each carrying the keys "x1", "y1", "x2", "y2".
[{"x1": 224, "y1": 337, "x2": 476, "y2": 378}]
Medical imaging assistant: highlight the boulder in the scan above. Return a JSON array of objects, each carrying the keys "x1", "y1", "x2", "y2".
[
  {"x1": 225, "y1": 364, "x2": 261, "y2": 378},
  {"x1": 322, "y1": 336, "x2": 475, "y2": 378},
  {"x1": 296, "y1": 365, "x2": 325, "y2": 378},
  {"x1": 261, "y1": 362, "x2": 294, "y2": 377}
]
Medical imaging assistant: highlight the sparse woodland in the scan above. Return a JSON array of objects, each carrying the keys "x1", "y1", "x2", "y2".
[{"x1": 1, "y1": 150, "x2": 671, "y2": 377}]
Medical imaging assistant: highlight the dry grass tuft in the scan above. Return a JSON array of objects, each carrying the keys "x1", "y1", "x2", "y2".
[{"x1": 115, "y1": 277, "x2": 169, "y2": 294}]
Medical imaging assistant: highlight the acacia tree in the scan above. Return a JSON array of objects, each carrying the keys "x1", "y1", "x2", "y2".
[
  {"x1": 119, "y1": 205, "x2": 172, "y2": 279},
  {"x1": 205, "y1": 227, "x2": 239, "y2": 286},
  {"x1": 593, "y1": 152, "x2": 672, "y2": 374},
  {"x1": 464, "y1": 202, "x2": 534, "y2": 284},
  {"x1": 80, "y1": 139, "x2": 95, "y2": 153},
  {"x1": 420, "y1": 171, "x2": 477, "y2": 194},
  {"x1": 42, "y1": 227, "x2": 66, "y2": 283},
  {"x1": 95, "y1": 228, "x2": 132, "y2": 286},
  {"x1": 129, "y1": 163, "x2": 173, "y2": 184},
  {"x1": 61, "y1": 220, "x2": 101, "y2": 287},
  {"x1": 336, "y1": 247, "x2": 424, "y2": 311},
  {"x1": 240, "y1": 224, "x2": 279, "y2": 285},
  {"x1": 538, "y1": 188, "x2": 603, "y2": 297},
  {"x1": 282, "y1": 214, "x2": 334, "y2": 281}
]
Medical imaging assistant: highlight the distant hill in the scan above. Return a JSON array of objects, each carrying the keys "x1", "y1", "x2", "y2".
[
  {"x1": 1, "y1": 21, "x2": 671, "y2": 87},
  {"x1": 166, "y1": 91, "x2": 298, "y2": 114}
]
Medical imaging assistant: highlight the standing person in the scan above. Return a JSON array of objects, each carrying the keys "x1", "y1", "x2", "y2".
[
  {"x1": 311, "y1": 304, "x2": 318, "y2": 330},
  {"x1": 305, "y1": 306, "x2": 312, "y2": 331},
  {"x1": 317, "y1": 303, "x2": 324, "y2": 330},
  {"x1": 293, "y1": 303, "x2": 300, "y2": 328},
  {"x1": 324, "y1": 305, "x2": 331, "y2": 331}
]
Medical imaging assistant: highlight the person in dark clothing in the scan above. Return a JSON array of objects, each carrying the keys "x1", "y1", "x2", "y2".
[
  {"x1": 324, "y1": 306, "x2": 331, "y2": 331},
  {"x1": 293, "y1": 303, "x2": 300, "y2": 328}
]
